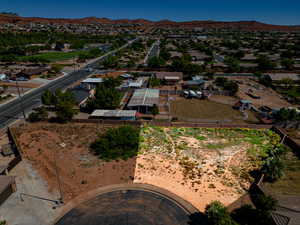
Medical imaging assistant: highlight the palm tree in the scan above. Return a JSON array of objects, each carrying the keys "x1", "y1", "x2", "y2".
[{"x1": 262, "y1": 156, "x2": 285, "y2": 182}]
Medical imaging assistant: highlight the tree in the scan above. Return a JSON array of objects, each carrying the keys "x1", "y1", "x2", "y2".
[
  {"x1": 41, "y1": 89, "x2": 76, "y2": 122},
  {"x1": 258, "y1": 75, "x2": 272, "y2": 87},
  {"x1": 148, "y1": 56, "x2": 165, "y2": 68},
  {"x1": 149, "y1": 77, "x2": 161, "y2": 87},
  {"x1": 85, "y1": 78, "x2": 121, "y2": 112},
  {"x1": 90, "y1": 125, "x2": 140, "y2": 161},
  {"x1": 41, "y1": 90, "x2": 55, "y2": 106},
  {"x1": 256, "y1": 55, "x2": 276, "y2": 71},
  {"x1": 224, "y1": 81, "x2": 239, "y2": 95},
  {"x1": 262, "y1": 156, "x2": 285, "y2": 182},
  {"x1": 55, "y1": 100, "x2": 77, "y2": 122},
  {"x1": 274, "y1": 108, "x2": 300, "y2": 122},
  {"x1": 224, "y1": 56, "x2": 240, "y2": 72},
  {"x1": 205, "y1": 201, "x2": 238, "y2": 225},
  {"x1": 151, "y1": 104, "x2": 159, "y2": 116},
  {"x1": 279, "y1": 78, "x2": 294, "y2": 89},
  {"x1": 281, "y1": 58, "x2": 294, "y2": 70},
  {"x1": 160, "y1": 48, "x2": 171, "y2": 61},
  {"x1": 102, "y1": 55, "x2": 118, "y2": 68},
  {"x1": 51, "y1": 64, "x2": 63, "y2": 73},
  {"x1": 28, "y1": 107, "x2": 49, "y2": 122}
]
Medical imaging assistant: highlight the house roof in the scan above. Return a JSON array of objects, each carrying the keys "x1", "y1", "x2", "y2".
[
  {"x1": 155, "y1": 72, "x2": 183, "y2": 80},
  {"x1": 183, "y1": 80, "x2": 205, "y2": 86},
  {"x1": 240, "y1": 100, "x2": 252, "y2": 104},
  {"x1": 91, "y1": 110, "x2": 137, "y2": 118},
  {"x1": 81, "y1": 78, "x2": 104, "y2": 83},
  {"x1": 269, "y1": 73, "x2": 300, "y2": 81},
  {"x1": 70, "y1": 88, "x2": 90, "y2": 104},
  {"x1": 128, "y1": 77, "x2": 146, "y2": 88},
  {"x1": 17, "y1": 68, "x2": 48, "y2": 76},
  {"x1": 127, "y1": 88, "x2": 159, "y2": 107}
]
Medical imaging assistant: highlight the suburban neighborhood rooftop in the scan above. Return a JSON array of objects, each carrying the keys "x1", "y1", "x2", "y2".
[{"x1": 127, "y1": 88, "x2": 159, "y2": 107}]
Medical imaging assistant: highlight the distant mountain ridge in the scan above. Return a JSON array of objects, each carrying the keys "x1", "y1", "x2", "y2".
[{"x1": 0, "y1": 14, "x2": 299, "y2": 31}]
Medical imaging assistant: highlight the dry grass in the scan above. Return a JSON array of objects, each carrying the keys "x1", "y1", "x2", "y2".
[{"x1": 171, "y1": 99, "x2": 259, "y2": 124}]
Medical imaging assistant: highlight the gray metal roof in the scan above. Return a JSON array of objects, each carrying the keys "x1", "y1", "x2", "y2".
[
  {"x1": 91, "y1": 110, "x2": 137, "y2": 118},
  {"x1": 127, "y1": 88, "x2": 159, "y2": 107},
  {"x1": 82, "y1": 78, "x2": 104, "y2": 83}
]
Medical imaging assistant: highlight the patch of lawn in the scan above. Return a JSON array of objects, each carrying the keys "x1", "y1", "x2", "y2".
[{"x1": 19, "y1": 51, "x2": 84, "y2": 62}]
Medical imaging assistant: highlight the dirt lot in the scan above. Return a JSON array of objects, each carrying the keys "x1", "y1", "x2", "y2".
[
  {"x1": 137, "y1": 126, "x2": 272, "y2": 211},
  {"x1": 13, "y1": 122, "x2": 273, "y2": 212},
  {"x1": 13, "y1": 123, "x2": 137, "y2": 202},
  {"x1": 170, "y1": 98, "x2": 260, "y2": 124},
  {"x1": 236, "y1": 79, "x2": 292, "y2": 109}
]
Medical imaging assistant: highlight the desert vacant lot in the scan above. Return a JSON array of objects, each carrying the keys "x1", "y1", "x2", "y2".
[
  {"x1": 171, "y1": 99, "x2": 259, "y2": 124},
  {"x1": 13, "y1": 122, "x2": 276, "y2": 211}
]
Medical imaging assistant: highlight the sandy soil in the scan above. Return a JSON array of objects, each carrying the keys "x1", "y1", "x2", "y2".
[
  {"x1": 170, "y1": 98, "x2": 259, "y2": 124},
  {"x1": 14, "y1": 123, "x2": 136, "y2": 202},
  {"x1": 136, "y1": 127, "x2": 254, "y2": 211},
  {"x1": 14, "y1": 123, "x2": 256, "y2": 212}
]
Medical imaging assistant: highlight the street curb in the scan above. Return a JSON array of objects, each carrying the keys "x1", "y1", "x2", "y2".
[{"x1": 52, "y1": 183, "x2": 199, "y2": 225}]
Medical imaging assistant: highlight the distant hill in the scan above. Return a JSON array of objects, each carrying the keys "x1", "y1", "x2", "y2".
[{"x1": 0, "y1": 14, "x2": 299, "y2": 31}]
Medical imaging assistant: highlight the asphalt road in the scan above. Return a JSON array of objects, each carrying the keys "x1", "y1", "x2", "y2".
[
  {"x1": 55, "y1": 189, "x2": 207, "y2": 225},
  {"x1": 0, "y1": 38, "x2": 139, "y2": 128}
]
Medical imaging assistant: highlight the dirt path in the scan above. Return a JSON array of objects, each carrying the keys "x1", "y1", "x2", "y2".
[{"x1": 163, "y1": 128, "x2": 176, "y2": 154}]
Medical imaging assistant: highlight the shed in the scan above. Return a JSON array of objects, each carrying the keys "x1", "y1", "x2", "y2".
[
  {"x1": 127, "y1": 89, "x2": 159, "y2": 114},
  {"x1": 90, "y1": 110, "x2": 137, "y2": 120},
  {"x1": 128, "y1": 77, "x2": 147, "y2": 88}
]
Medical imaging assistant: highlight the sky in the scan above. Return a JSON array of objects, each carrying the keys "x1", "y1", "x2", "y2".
[{"x1": 1, "y1": 0, "x2": 300, "y2": 25}]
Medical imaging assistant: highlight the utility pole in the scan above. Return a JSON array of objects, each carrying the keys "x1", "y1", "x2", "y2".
[
  {"x1": 15, "y1": 80, "x2": 26, "y2": 120},
  {"x1": 54, "y1": 144, "x2": 65, "y2": 204}
]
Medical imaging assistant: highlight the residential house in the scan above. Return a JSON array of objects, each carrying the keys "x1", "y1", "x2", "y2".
[
  {"x1": 81, "y1": 78, "x2": 104, "y2": 90},
  {"x1": 16, "y1": 68, "x2": 48, "y2": 80},
  {"x1": 155, "y1": 72, "x2": 183, "y2": 85}
]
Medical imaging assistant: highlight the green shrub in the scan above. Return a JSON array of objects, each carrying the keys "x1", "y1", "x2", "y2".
[{"x1": 90, "y1": 126, "x2": 140, "y2": 161}]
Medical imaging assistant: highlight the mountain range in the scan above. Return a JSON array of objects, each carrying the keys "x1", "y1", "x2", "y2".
[{"x1": 0, "y1": 14, "x2": 300, "y2": 31}]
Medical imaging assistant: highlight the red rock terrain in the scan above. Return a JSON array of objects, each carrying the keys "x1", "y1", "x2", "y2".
[{"x1": 0, "y1": 14, "x2": 299, "y2": 31}]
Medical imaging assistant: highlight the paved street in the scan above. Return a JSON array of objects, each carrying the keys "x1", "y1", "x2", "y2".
[{"x1": 55, "y1": 188, "x2": 206, "y2": 225}]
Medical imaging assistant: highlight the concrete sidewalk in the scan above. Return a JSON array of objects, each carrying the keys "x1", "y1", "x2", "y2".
[{"x1": 0, "y1": 160, "x2": 61, "y2": 225}]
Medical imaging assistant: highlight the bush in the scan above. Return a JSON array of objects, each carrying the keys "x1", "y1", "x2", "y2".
[
  {"x1": 151, "y1": 104, "x2": 159, "y2": 116},
  {"x1": 90, "y1": 126, "x2": 140, "y2": 161},
  {"x1": 205, "y1": 201, "x2": 238, "y2": 225},
  {"x1": 28, "y1": 107, "x2": 48, "y2": 122}
]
